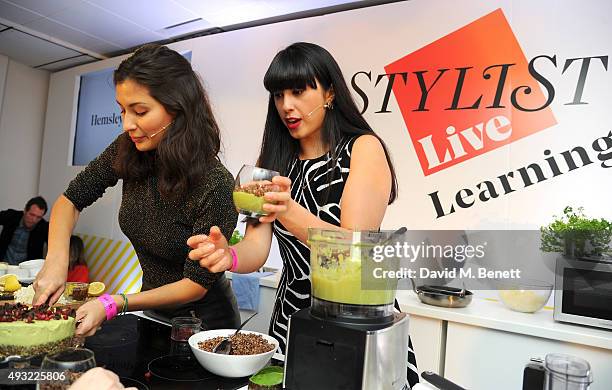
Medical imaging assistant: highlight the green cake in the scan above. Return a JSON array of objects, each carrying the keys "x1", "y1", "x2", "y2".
[{"x1": 0, "y1": 303, "x2": 76, "y2": 357}]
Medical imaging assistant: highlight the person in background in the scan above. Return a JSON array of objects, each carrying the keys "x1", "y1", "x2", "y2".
[
  {"x1": 67, "y1": 235, "x2": 89, "y2": 283},
  {"x1": 0, "y1": 196, "x2": 49, "y2": 265},
  {"x1": 33, "y1": 44, "x2": 240, "y2": 336}
]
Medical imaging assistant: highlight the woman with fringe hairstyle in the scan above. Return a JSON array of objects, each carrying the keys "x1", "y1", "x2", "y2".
[{"x1": 189, "y1": 42, "x2": 418, "y2": 386}]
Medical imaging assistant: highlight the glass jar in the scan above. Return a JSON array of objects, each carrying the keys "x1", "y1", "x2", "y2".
[{"x1": 544, "y1": 353, "x2": 593, "y2": 390}]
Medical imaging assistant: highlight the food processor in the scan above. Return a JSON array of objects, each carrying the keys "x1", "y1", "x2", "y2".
[
  {"x1": 523, "y1": 353, "x2": 593, "y2": 390},
  {"x1": 284, "y1": 228, "x2": 409, "y2": 390}
]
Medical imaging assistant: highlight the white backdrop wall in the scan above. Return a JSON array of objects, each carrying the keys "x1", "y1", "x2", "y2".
[
  {"x1": 39, "y1": 56, "x2": 123, "y2": 240},
  {"x1": 0, "y1": 55, "x2": 49, "y2": 211},
  {"x1": 39, "y1": 1, "x2": 611, "y2": 266},
  {"x1": 0, "y1": 55, "x2": 6, "y2": 121}
]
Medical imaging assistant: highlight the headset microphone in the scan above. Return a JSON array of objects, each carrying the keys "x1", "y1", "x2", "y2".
[
  {"x1": 147, "y1": 121, "x2": 173, "y2": 139},
  {"x1": 306, "y1": 102, "x2": 330, "y2": 117}
]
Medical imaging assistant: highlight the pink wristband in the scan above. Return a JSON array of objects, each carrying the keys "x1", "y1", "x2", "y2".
[
  {"x1": 98, "y1": 293, "x2": 118, "y2": 321},
  {"x1": 229, "y1": 247, "x2": 238, "y2": 272}
]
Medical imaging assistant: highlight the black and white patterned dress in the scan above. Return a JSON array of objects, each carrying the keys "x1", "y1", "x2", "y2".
[
  {"x1": 270, "y1": 136, "x2": 355, "y2": 352},
  {"x1": 269, "y1": 135, "x2": 419, "y2": 387}
]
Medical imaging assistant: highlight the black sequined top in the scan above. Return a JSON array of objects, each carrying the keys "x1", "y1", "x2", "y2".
[{"x1": 64, "y1": 134, "x2": 240, "y2": 329}]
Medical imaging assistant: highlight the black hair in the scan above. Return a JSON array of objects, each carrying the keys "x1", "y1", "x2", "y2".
[
  {"x1": 25, "y1": 196, "x2": 47, "y2": 213},
  {"x1": 257, "y1": 42, "x2": 397, "y2": 204},
  {"x1": 113, "y1": 44, "x2": 221, "y2": 198},
  {"x1": 69, "y1": 235, "x2": 86, "y2": 270}
]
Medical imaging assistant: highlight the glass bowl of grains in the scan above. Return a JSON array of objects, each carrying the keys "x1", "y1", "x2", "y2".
[{"x1": 233, "y1": 165, "x2": 279, "y2": 219}]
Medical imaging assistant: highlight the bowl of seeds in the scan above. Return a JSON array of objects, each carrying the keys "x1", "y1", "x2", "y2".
[{"x1": 188, "y1": 329, "x2": 278, "y2": 378}]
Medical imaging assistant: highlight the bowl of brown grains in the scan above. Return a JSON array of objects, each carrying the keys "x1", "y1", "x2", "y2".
[{"x1": 188, "y1": 329, "x2": 278, "y2": 378}]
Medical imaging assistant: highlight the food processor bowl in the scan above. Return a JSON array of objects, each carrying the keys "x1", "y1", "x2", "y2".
[{"x1": 308, "y1": 228, "x2": 401, "y2": 324}]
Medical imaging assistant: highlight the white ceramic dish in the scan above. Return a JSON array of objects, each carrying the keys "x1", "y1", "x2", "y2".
[
  {"x1": 28, "y1": 268, "x2": 42, "y2": 277},
  {"x1": 19, "y1": 259, "x2": 45, "y2": 269},
  {"x1": 8, "y1": 266, "x2": 29, "y2": 279},
  {"x1": 17, "y1": 260, "x2": 44, "y2": 281},
  {"x1": 188, "y1": 329, "x2": 278, "y2": 378}
]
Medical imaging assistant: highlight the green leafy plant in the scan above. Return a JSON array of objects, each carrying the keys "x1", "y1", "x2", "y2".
[
  {"x1": 540, "y1": 206, "x2": 612, "y2": 258},
  {"x1": 229, "y1": 229, "x2": 244, "y2": 246}
]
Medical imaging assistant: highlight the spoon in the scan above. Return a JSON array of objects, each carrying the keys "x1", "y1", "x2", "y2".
[
  {"x1": 382, "y1": 226, "x2": 407, "y2": 246},
  {"x1": 212, "y1": 312, "x2": 257, "y2": 354},
  {"x1": 367, "y1": 227, "x2": 407, "y2": 258}
]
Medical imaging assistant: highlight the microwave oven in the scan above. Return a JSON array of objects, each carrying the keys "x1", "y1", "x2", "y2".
[{"x1": 554, "y1": 256, "x2": 612, "y2": 330}]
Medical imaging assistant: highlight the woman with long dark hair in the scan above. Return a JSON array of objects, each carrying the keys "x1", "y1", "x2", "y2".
[
  {"x1": 34, "y1": 44, "x2": 240, "y2": 335},
  {"x1": 188, "y1": 42, "x2": 400, "y2": 344},
  {"x1": 66, "y1": 235, "x2": 88, "y2": 283},
  {"x1": 190, "y1": 42, "x2": 418, "y2": 386}
]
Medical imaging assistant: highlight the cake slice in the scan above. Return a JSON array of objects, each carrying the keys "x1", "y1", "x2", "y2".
[{"x1": 0, "y1": 303, "x2": 76, "y2": 357}]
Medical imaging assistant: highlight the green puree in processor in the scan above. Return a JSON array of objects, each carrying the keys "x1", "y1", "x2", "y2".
[
  {"x1": 233, "y1": 191, "x2": 266, "y2": 214},
  {"x1": 310, "y1": 242, "x2": 396, "y2": 305}
]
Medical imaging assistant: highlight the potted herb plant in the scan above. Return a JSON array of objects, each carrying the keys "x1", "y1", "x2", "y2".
[
  {"x1": 540, "y1": 206, "x2": 612, "y2": 258},
  {"x1": 229, "y1": 229, "x2": 244, "y2": 246}
]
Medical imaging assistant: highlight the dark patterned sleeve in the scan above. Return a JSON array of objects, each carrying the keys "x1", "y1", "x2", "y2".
[
  {"x1": 183, "y1": 162, "x2": 238, "y2": 289},
  {"x1": 64, "y1": 136, "x2": 121, "y2": 212}
]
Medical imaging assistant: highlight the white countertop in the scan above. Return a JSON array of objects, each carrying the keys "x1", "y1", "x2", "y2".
[
  {"x1": 225, "y1": 271, "x2": 612, "y2": 350},
  {"x1": 396, "y1": 290, "x2": 612, "y2": 350}
]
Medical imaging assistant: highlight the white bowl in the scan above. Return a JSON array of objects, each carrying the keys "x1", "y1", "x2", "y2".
[
  {"x1": 188, "y1": 329, "x2": 278, "y2": 378},
  {"x1": 19, "y1": 259, "x2": 45, "y2": 269},
  {"x1": 10, "y1": 267, "x2": 30, "y2": 279},
  {"x1": 28, "y1": 267, "x2": 43, "y2": 277}
]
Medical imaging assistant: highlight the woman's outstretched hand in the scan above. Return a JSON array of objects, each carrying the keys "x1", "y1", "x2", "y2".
[{"x1": 187, "y1": 226, "x2": 231, "y2": 273}]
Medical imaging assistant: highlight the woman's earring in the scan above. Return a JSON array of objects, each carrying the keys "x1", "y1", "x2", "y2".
[{"x1": 324, "y1": 100, "x2": 334, "y2": 110}]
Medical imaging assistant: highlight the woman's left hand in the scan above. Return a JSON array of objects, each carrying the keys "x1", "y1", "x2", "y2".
[
  {"x1": 74, "y1": 298, "x2": 106, "y2": 337},
  {"x1": 259, "y1": 176, "x2": 292, "y2": 223}
]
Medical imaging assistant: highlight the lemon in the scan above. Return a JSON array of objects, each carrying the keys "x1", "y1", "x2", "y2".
[
  {"x1": 0, "y1": 274, "x2": 21, "y2": 292},
  {"x1": 88, "y1": 281, "x2": 105, "y2": 296},
  {"x1": 0, "y1": 273, "x2": 17, "y2": 283}
]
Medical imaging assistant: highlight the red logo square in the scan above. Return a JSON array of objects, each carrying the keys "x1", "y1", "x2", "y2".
[{"x1": 385, "y1": 9, "x2": 557, "y2": 176}]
